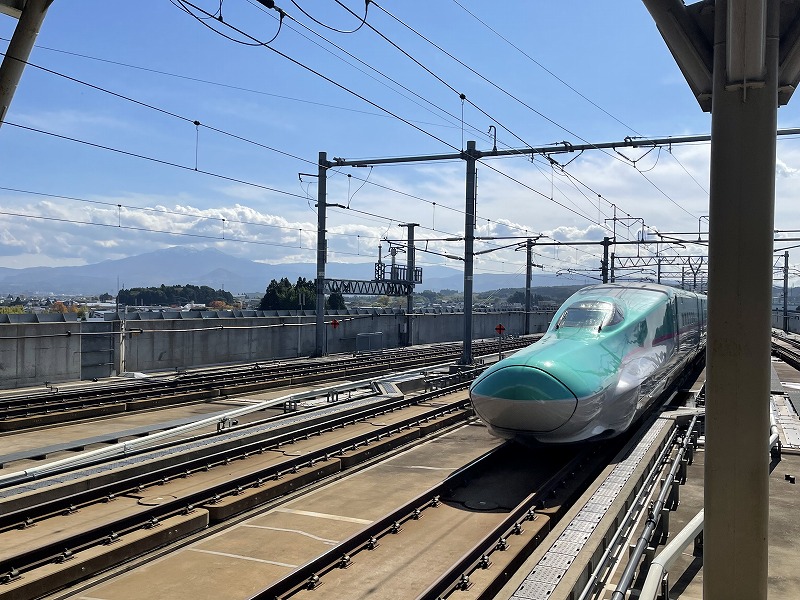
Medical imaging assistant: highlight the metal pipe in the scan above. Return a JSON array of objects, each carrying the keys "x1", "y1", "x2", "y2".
[
  {"x1": 577, "y1": 427, "x2": 679, "y2": 600},
  {"x1": 639, "y1": 509, "x2": 705, "y2": 600},
  {"x1": 769, "y1": 406, "x2": 780, "y2": 450},
  {"x1": 610, "y1": 415, "x2": 699, "y2": 600}
]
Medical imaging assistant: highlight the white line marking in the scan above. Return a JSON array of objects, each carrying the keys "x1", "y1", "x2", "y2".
[
  {"x1": 242, "y1": 524, "x2": 338, "y2": 544},
  {"x1": 274, "y1": 508, "x2": 372, "y2": 524},
  {"x1": 188, "y1": 548, "x2": 297, "y2": 568},
  {"x1": 400, "y1": 465, "x2": 457, "y2": 470}
]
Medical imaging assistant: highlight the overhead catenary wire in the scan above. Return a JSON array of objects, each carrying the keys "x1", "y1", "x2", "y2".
[
  {"x1": 173, "y1": 0, "x2": 461, "y2": 151},
  {"x1": 243, "y1": 0, "x2": 495, "y2": 143},
  {"x1": 363, "y1": 1, "x2": 698, "y2": 217},
  {"x1": 288, "y1": 0, "x2": 370, "y2": 34},
  {"x1": 0, "y1": 185, "x2": 383, "y2": 243},
  {"x1": 2, "y1": 4, "x2": 725, "y2": 276},
  {"x1": 0, "y1": 35, "x2": 464, "y2": 127},
  {"x1": 4, "y1": 121, "x2": 311, "y2": 201},
  {"x1": 0, "y1": 12, "x2": 643, "y2": 260},
  {"x1": 0, "y1": 49, "x2": 316, "y2": 166},
  {"x1": 451, "y1": 0, "x2": 644, "y2": 137}
]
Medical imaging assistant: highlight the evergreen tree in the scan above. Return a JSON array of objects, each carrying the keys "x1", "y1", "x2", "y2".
[{"x1": 326, "y1": 291, "x2": 346, "y2": 310}]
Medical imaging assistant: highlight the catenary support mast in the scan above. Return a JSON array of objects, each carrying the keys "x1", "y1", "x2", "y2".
[
  {"x1": 315, "y1": 152, "x2": 327, "y2": 357},
  {"x1": 461, "y1": 141, "x2": 477, "y2": 365}
]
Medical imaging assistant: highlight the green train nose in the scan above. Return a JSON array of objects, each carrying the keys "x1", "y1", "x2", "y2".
[{"x1": 470, "y1": 365, "x2": 578, "y2": 432}]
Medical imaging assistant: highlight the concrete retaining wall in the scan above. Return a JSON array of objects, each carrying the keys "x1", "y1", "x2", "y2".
[{"x1": 0, "y1": 310, "x2": 554, "y2": 389}]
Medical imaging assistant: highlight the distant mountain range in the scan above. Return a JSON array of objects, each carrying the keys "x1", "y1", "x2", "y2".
[{"x1": 0, "y1": 247, "x2": 589, "y2": 296}]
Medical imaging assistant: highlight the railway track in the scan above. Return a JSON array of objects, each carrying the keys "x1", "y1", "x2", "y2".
[
  {"x1": 0, "y1": 341, "x2": 706, "y2": 600},
  {"x1": 255, "y1": 442, "x2": 612, "y2": 600},
  {"x1": 772, "y1": 332, "x2": 800, "y2": 369},
  {"x1": 0, "y1": 378, "x2": 479, "y2": 599},
  {"x1": 0, "y1": 337, "x2": 537, "y2": 430}
]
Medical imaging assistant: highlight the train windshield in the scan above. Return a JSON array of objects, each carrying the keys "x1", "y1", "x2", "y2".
[{"x1": 555, "y1": 301, "x2": 623, "y2": 330}]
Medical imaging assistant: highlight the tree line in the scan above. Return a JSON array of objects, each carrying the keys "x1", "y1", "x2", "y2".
[
  {"x1": 259, "y1": 278, "x2": 346, "y2": 310},
  {"x1": 118, "y1": 284, "x2": 234, "y2": 307}
]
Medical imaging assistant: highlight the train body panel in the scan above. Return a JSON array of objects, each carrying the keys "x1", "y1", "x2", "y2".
[{"x1": 470, "y1": 283, "x2": 706, "y2": 444}]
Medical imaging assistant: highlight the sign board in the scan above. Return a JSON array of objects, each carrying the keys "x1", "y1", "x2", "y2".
[
  {"x1": 495, "y1": 324, "x2": 505, "y2": 335},
  {"x1": 331, "y1": 319, "x2": 340, "y2": 329}
]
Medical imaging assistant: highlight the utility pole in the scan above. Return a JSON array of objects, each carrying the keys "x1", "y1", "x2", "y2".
[
  {"x1": 601, "y1": 237, "x2": 611, "y2": 283},
  {"x1": 784, "y1": 251, "x2": 789, "y2": 333},
  {"x1": 402, "y1": 223, "x2": 418, "y2": 346},
  {"x1": 461, "y1": 141, "x2": 477, "y2": 365},
  {"x1": 314, "y1": 151, "x2": 328, "y2": 357},
  {"x1": 525, "y1": 239, "x2": 532, "y2": 335},
  {"x1": 611, "y1": 252, "x2": 615, "y2": 283}
]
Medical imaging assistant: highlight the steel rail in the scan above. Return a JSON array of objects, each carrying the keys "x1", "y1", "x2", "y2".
[
  {"x1": 244, "y1": 442, "x2": 528, "y2": 600},
  {"x1": 0, "y1": 390, "x2": 473, "y2": 579},
  {"x1": 0, "y1": 381, "x2": 473, "y2": 514},
  {"x1": 416, "y1": 448, "x2": 601, "y2": 600},
  {"x1": 0, "y1": 336, "x2": 536, "y2": 422}
]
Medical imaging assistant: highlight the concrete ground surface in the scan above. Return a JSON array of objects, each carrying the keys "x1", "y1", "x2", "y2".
[
  {"x1": 637, "y1": 359, "x2": 800, "y2": 600},
  {"x1": 60, "y1": 424, "x2": 503, "y2": 600}
]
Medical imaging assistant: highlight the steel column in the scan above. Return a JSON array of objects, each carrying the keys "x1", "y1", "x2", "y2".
[
  {"x1": 525, "y1": 239, "x2": 532, "y2": 335},
  {"x1": 704, "y1": 2, "x2": 775, "y2": 598},
  {"x1": 461, "y1": 141, "x2": 477, "y2": 365},
  {"x1": 784, "y1": 251, "x2": 789, "y2": 332},
  {"x1": 315, "y1": 152, "x2": 328, "y2": 357},
  {"x1": 404, "y1": 223, "x2": 417, "y2": 346}
]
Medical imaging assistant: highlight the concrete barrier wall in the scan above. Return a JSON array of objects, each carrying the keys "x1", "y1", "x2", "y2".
[
  {"x1": 772, "y1": 311, "x2": 800, "y2": 334},
  {"x1": 0, "y1": 310, "x2": 555, "y2": 389},
  {"x1": 0, "y1": 322, "x2": 83, "y2": 388}
]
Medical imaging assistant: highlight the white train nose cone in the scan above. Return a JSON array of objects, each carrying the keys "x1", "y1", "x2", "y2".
[{"x1": 470, "y1": 365, "x2": 578, "y2": 433}]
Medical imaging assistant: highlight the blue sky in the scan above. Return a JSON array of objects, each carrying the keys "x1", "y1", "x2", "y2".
[{"x1": 3, "y1": 1, "x2": 800, "y2": 288}]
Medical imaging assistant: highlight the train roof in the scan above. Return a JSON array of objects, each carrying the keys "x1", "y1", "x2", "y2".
[{"x1": 572, "y1": 282, "x2": 705, "y2": 300}]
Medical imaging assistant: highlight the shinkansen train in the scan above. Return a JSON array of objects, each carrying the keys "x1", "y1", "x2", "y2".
[{"x1": 469, "y1": 283, "x2": 706, "y2": 444}]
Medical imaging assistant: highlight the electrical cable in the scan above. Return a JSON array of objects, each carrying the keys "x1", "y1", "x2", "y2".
[
  {"x1": 5, "y1": 121, "x2": 309, "y2": 200},
  {"x1": 0, "y1": 49, "x2": 316, "y2": 166},
  {"x1": 243, "y1": 0, "x2": 493, "y2": 143},
  {"x1": 364, "y1": 1, "x2": 696, "y2": 218},
  {"x1": 174, "y1": 0, "x2": 461, "y2": 150},
  {"x1": 451, "y1": 0, "x2": 643, "y2": 137},
  {"x1": 288, "y1": 0, "x2": 369, "y2": 34},
  {"x1": 170, "y1": 0, "x2": 284, "y2": 45},
  {"x1": 0, "y1": 35, "x2": 452, "y2": 125},
  {"x1": 367, "y1": 1, "x2": 629, "y2": 163},
  {"x1": 0, "y1": 185, "x2": 379, "y2": 242},
  {"x1": 29, "y1": 7, "x2": 648, "y2": 254}
]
